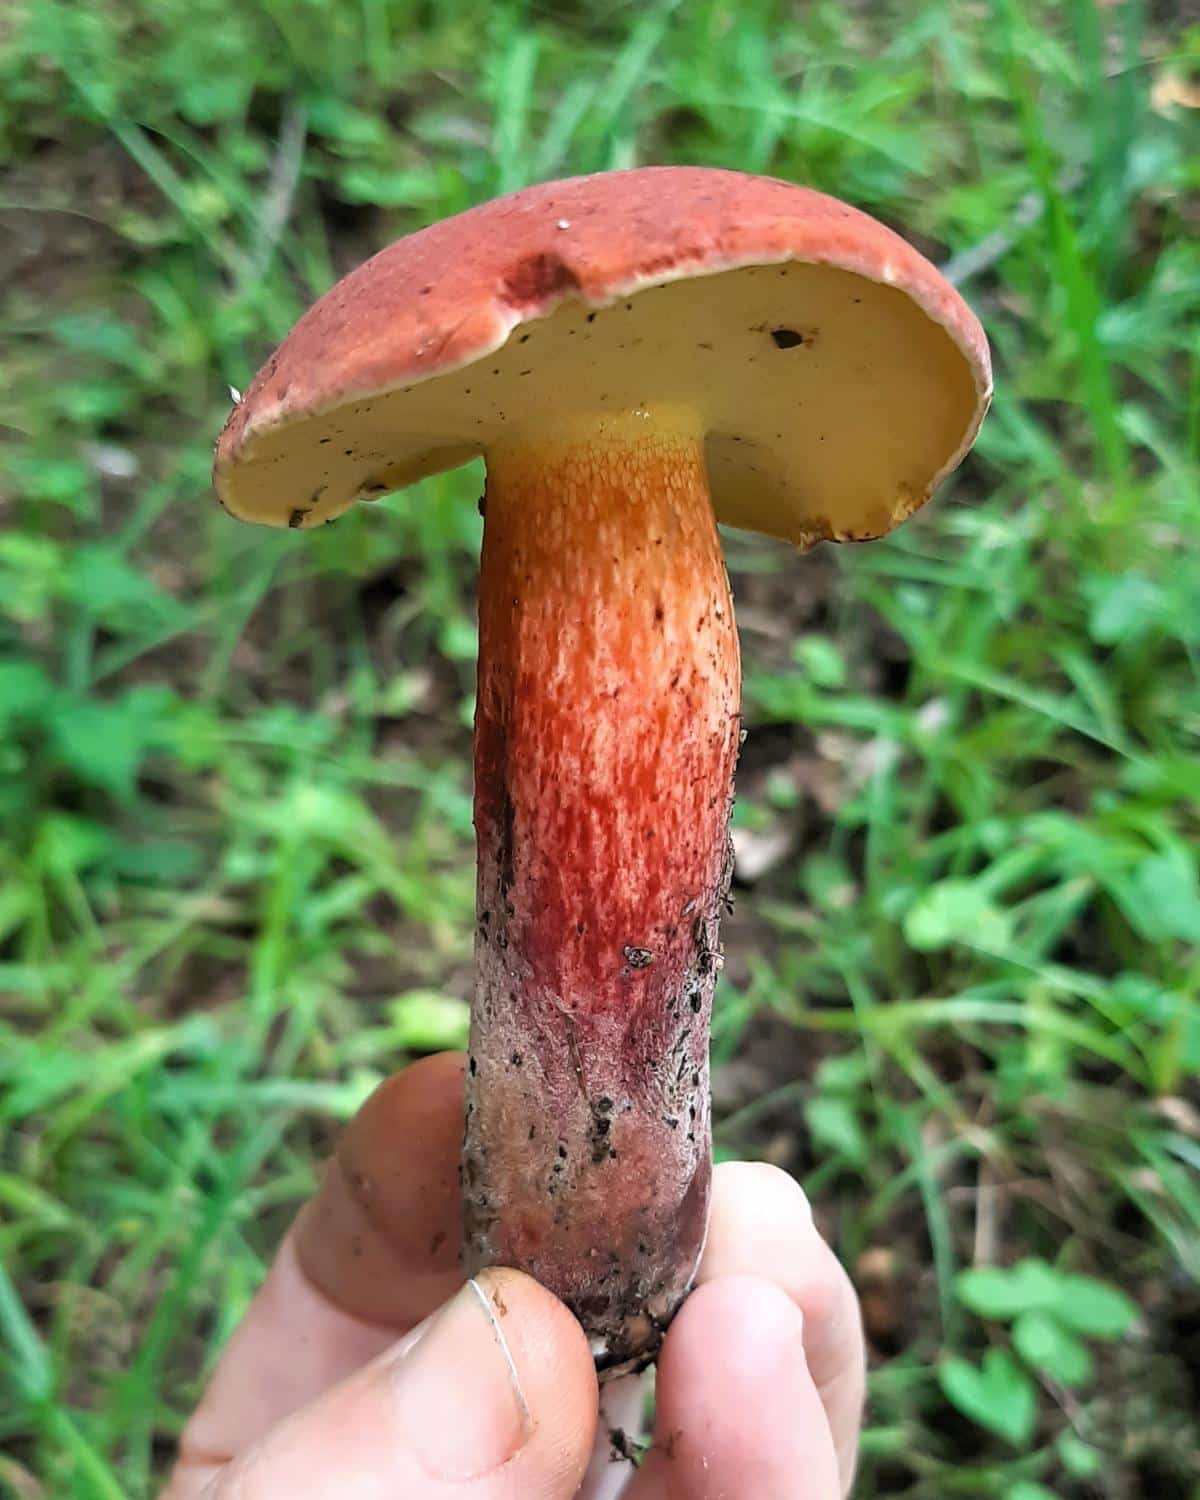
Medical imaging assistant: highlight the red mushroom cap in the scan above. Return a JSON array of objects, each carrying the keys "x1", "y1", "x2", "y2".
[{"x1": 215, "y1": 167, "x2": 991, "y2": 548}]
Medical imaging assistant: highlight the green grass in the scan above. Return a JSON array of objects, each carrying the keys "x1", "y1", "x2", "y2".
[{"x1": 1, "y1": 0, "x2": 1198, "y2": 1494}]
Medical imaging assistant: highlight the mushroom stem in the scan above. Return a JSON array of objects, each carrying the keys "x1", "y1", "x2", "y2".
[{"x1": 464, "y1": 412, "x2": 740, "y2": 1376}]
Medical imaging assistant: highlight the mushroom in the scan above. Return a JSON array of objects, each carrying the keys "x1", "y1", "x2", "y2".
[{"x1": 214, "y1": 166, "x2": 991, "y2": 1376}]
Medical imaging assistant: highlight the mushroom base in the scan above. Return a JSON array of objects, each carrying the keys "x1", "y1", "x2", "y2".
[{"x1": 465, "y1": 415, "x2": 740, "y2": 1375}]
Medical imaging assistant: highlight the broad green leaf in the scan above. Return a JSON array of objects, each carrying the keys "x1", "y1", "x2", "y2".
[
  {"x1": 1088, "y1": 572, "x2": 1163, "y2": 645},
  {"x1": 35, "y1": 814, "x2": 113, "y2": 874},
  {"x1": 957, "y1": 1259, "x2": 1061, "y2": 1319},
  {"x1": 1057, "y1": 1434, "x2": 1103, "y2": 1478},
  {"x1": 0, "y1": 660, "x2": 54, "y2": 726},
  {"x1": 388, "y1": 991, "x2": 471, "y2": 1052},
  {"x1": 65, "y1": 546, "x2": 182, "y2": 630},
  {"x1": 270, "y1": 782, "x2": 371, "y2": 843},
  {"x1": 1053, "y1": 1276, "x2": 1137, "y2": 1339},
  {"x1": 48, "y1": 699, "x2": 147, "y2": 801},
  {"x1": 440, "y1": 615, "x2": 479, "y2": 662},
  {"x1": 0, "y1": 534, "x2": 65, "y2": 622},
  {"x1": 816, "y1": 1052, "x2": 870, "y2": 1094},
  {"x1": 178, "y1": 72, "x2": 246, "y2": 125},
  {"x1": 1107, "y1": 973, "x2": 1179, "y2": 1024},
  {"x1": 806, "y1": 1096, "x2": 868, "y2": 1166},
  {"x1": 7, "y1": 453, "x2": 97, "y2": 515},
  {"x1": 904, "y1": 880, "x2": 1012, "y2": 952},
  {"x1": 1013, "y1": 1311, "x2": 1093, "y2": 1385},
  {"x1": 1007, "y1": 1483, "x2": 1057, "y2": 1500},
  {"x1": 1132, "y1": 851, "x2": 1200, "y2": 944},
  {"x1": 938, "y1": 1349, "x2": 1037, "y2": 1446},
  {"x1": 793, "y1": 636, "x2": 847, "y2": 688},
  {"x1": 307, "y1": 95, "x2": 391, "y2": 146},
  {"x1": 1, "y1": 1047, "x2": 94, "y2": 1118},
  {"x1": 338, "y1": 165, "x2": 443, "y2": 208}
]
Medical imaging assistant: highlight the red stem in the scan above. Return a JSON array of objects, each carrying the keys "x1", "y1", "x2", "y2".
[{"x1": 463, "y1": 415, "x2": 740, "y2": 1374}]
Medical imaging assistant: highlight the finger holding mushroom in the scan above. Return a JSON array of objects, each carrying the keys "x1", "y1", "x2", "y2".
[{"x1": 214, "y1": 166, "x2": 991, "y2": 1375}]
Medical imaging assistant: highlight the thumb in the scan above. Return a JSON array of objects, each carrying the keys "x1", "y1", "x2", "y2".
[{"x1": 187, "y1": 1269, "x2": 598, "y2": 1500}]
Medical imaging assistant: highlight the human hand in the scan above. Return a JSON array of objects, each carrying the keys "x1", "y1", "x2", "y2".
[{"x1": 162, "y1": 1052, "x2": 865, "y2": 1499}]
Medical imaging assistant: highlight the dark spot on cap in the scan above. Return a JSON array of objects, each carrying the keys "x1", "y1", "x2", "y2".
[
  {"x1": 770, "y1": 327, "x2": 805, "y2": 349},
  {"x1": 501, "y1": 252, "x2": 582, "y2": 307}
]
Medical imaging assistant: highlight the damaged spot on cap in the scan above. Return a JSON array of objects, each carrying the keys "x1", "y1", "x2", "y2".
[{"x1": 501, "y1": 252, "x2": 581, "y2": 308}]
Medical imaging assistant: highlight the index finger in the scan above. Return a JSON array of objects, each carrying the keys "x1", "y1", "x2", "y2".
[
  {"x1": 296, "y1": 1049, "x2": 466, "y2": 1325},
  {"x1": 697, "y1": 1161, "x2": 866, "y2": 1490},
  {"x1": 171, "y1": 1051, "x2": 467, "y2": 1474}
]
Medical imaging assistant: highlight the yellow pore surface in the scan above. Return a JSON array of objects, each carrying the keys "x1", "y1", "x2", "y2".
[{"x1": 223, "y1": 261, "x2": 980, "y2": 548}]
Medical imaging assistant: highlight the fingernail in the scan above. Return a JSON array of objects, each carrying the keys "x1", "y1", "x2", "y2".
[{"x1": 393, "y1": 1275, "x2": 531, "y2": 1480}]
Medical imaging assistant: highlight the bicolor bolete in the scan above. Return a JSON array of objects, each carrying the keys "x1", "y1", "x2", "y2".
[{"x1": 214, "y1": 167, "x2": 991, "y2": 1375}]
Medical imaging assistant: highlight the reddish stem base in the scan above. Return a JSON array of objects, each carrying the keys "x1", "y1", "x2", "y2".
[{"x1": 463, "y1": 415, "x2": 741, "y2": 1374}]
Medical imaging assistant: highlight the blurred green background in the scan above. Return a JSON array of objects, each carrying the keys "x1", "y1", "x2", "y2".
[{"x1": 1, "y1": 1, "x2": 1198, "y2": 1495}]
